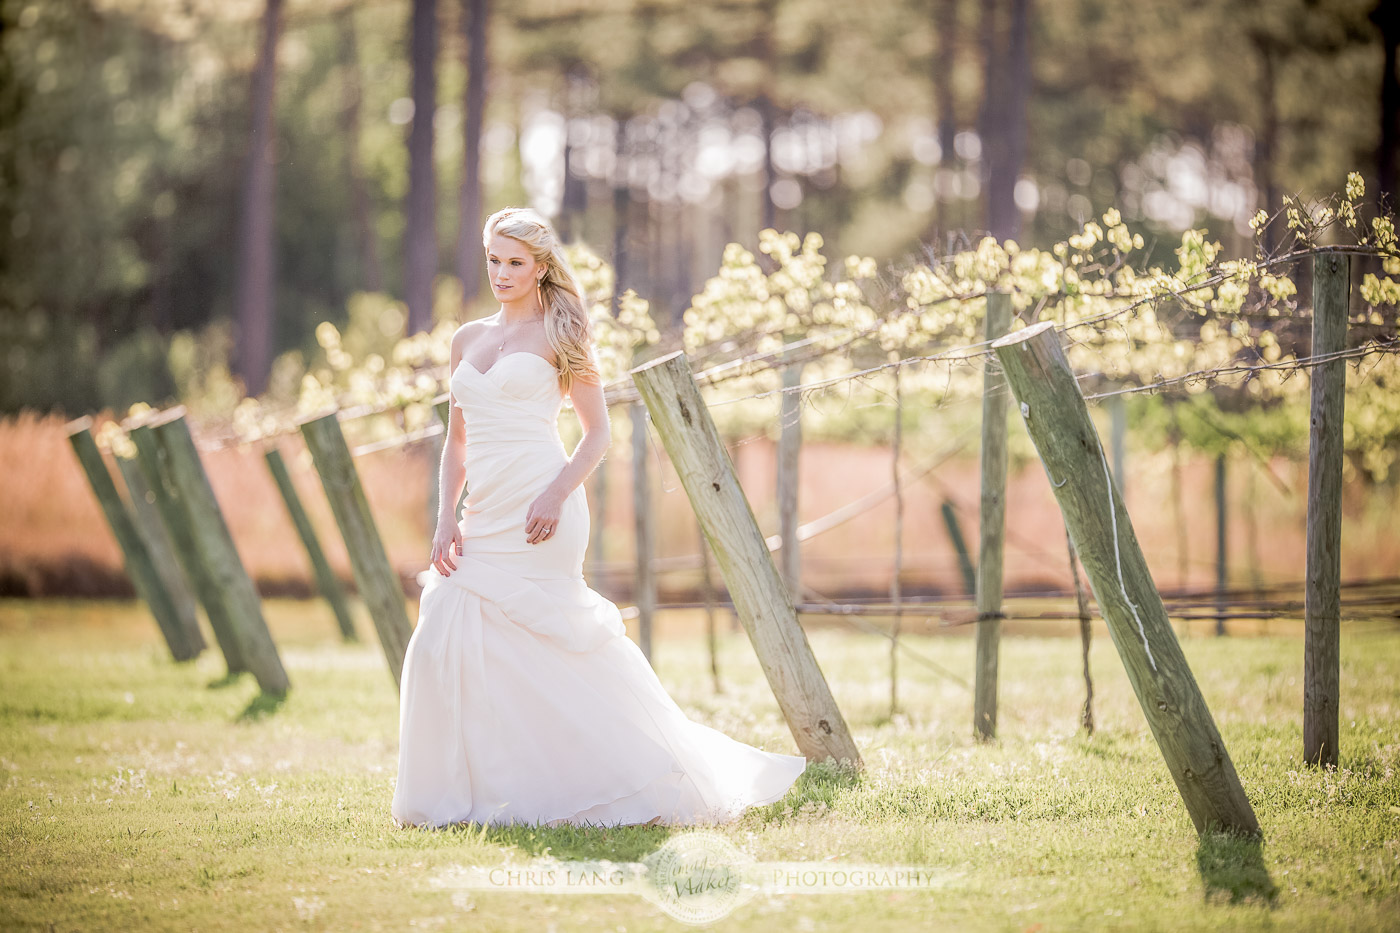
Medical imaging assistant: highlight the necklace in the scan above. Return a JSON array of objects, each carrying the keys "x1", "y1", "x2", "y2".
[{"x1": 497, "y1": 312, "x2": 544, "y2": 351}]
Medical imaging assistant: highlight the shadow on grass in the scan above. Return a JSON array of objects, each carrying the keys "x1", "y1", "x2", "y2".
[
  {"x1": 1071, "y1": 730, "x2": 1141, "y2": 762},
  {"x1": 417, "y1": 758, "x2": 866, "y2": 863},
  {"x1": 206, "y1": 671, "x2": 245, "y2": 690},
  {"x1": 1196, "y1": 830, "x2": 1277, "y2": 906},
  {"x1": 237, "y1": 690, "x2": 287, "y2": 722},
  {"x1": 785, "y1": 756, "x2": 865, "y2": 800}
]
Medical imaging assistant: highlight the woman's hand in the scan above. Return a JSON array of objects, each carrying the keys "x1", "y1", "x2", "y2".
[
  {"x1": 524, "y1": 489, "x2": 565, "y2": 544},
  {"x1": 430, "y1": 516, "x2": 464, "y2": 576}
]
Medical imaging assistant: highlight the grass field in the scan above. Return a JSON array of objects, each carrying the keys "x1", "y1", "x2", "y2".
[{"x1": 1, "y1": 598, "x2": 1397, "y2": 931}]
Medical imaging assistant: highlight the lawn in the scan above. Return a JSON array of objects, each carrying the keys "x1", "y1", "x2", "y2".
[{"x1": 1, "y1": 598, "x2": 1397, "y2": 931}]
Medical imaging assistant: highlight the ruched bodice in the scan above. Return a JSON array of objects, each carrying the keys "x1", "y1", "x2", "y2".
[
  {"x1": 452, "y1": 352, "x2": 564, "y2": 443},
  {"x1": 391, "y1": 347, "x2": 806, "y2": 829}
]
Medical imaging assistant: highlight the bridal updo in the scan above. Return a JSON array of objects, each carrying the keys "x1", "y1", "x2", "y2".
[{"x1": 482, "y1": 207, "x2": 600, "y2": 395}]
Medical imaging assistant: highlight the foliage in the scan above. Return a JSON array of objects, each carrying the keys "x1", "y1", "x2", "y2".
[
  {"x1": 4, "y1": 0, "x2": 1394, "y2": 417},
  {"x1": 79, "y1": 175, "x2": 1400, "y2": 490}
]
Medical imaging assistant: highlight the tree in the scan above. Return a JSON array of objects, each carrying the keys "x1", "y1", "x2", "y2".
[
  {"x1": 453, "y1": 0, "x2": 489, "y2": 314},
  {"x1": 335, "y1": 3, "x2": 383, "y2": 294},
  {"x1": 404, "y1": 0, "x2": 439, "y2": 335},
  {"x1": 232, "y1": 0, "x2": 284, "y2": 397},
  {"x1": 1373, "y1": 1, "x2": 1400, "y2": 205},
  {"x1": 979, "y1": 0, "x2": 1031, "y2": 242}
]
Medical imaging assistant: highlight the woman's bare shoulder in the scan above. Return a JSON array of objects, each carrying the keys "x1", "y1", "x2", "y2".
[{"x1": 451, "y1": 317, "x2": 497, "y2": 356}]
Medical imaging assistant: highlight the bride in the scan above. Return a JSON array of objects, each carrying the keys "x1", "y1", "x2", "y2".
[{"x1": 390, "y1": 207, "x2": 807, "y2": 829}]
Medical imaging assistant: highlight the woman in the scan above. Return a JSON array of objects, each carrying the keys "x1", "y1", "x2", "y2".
[{"x1": 390, "y1": 207, "x2": 807, "y2": 828}]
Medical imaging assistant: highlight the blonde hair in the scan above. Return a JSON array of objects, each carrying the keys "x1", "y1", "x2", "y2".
[{"x1": 482, "y1": 207, "x2": 599, "y2": 395}]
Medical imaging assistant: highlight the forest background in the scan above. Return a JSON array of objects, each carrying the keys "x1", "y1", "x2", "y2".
[{"x1": 2, "y1": 0, "x2": 1398, "y2": 601}]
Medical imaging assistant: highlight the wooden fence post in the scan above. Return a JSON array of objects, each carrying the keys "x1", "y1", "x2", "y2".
[
  {"x1": 630, "y1": 400, "x2": 657, "y2": 662},
  {"x1": 588, "y1": 428, "x2": 609, "y2": 577},
  {"x1": 265, "y1": 447, "x2": 358, "y2": 642},
  {"x1": 1066, "y1": 530, "x2": 1095, "y2": 734},
  {"x1": 127, "y1": 420, "x2": 249, "y2": 675},
  {"x1": 1214, "y1": 452, "x2": 1228, "y2": 636},
  {"x1": 993, "y1": 321, "x2": 1259, "y2": 837},
  {"x1": 631, "y1": 351, "x2": 862, "y2": 766},
  {"x1": 1304, "y1": 252, "x2": 1349, "y2": 768},
  {"x1": 299, "y1": 409, "x2": 414, "y2": 690},
  {"x1": 140, "y1": 410, "x2": 289, "y2": 695},
  {"x1": 114, "y1": 453, "x2": 202, "y2": 642},
  {"x1": 939, "y1": 500, "x2": 978, "y2": 596},
  {"x1": 975, "y1": 291, "x2": 1011, "y2": 740},
  {"x1": 889, "y1": 363, "x2": 905, "y2": 717},
  {"x1": 66, "y1": 419, "x2": 204, "y2": 662},
  {"x1": 697, "y1": 514, "x2": 722, "y2": 694},
  {"x1": 777, "y1": 346, "x2": 804, "y2": 599}
]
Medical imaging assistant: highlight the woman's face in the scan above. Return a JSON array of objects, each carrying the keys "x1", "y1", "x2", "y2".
[{"x1": 486, "y1": 234, "x2": 543, "y2": 300}]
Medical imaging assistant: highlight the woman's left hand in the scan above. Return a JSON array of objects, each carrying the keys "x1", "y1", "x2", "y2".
[{"x1": 524, "y1": 490, "x2": 565, "y2": 544}]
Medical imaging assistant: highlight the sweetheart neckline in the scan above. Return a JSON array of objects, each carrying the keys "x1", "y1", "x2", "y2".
[{"x1": 456, "y1": 351, "x2": 556, "y2": 378}]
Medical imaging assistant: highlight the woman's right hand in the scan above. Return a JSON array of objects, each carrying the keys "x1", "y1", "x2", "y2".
[{"x1": 430, "y1": 517, "x2": 463, "y2": 576}]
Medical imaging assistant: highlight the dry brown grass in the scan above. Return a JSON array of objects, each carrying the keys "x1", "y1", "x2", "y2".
[{"x1": 3, "y1": 411, "x2": 1397, "y2": 599}]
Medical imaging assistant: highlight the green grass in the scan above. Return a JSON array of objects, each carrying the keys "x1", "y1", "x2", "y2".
[{"x1": 1, "y1": 597, "x2": 1398, "y2": 931}]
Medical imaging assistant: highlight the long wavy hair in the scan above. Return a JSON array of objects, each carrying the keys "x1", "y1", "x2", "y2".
[{"x1": 482, "y1": 207, "x2": 599, "y2": 394}]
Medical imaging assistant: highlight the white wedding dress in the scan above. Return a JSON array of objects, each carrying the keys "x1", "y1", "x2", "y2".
[{"x1": 390, "y1": 351, "x2": 807, "y2": 828}]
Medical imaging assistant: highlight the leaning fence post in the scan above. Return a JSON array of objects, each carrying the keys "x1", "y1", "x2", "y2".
[
  {"x1": 141, "y1": 409, "x2": 289, "y2": 695},
  {"x1": 114, "y1": 452, "x2": 201, "y2": 643},
  {"x1": 299, "y1": 409, "x2": 414, "y2": 690},
  {"x1": 993, "y1": 321, "x2": 1259, "y2": 837},
  {"x1": 1304, "y1": 251, "x2": 1349, "y2": 768},
  {"x1": 939, "y1": 500, "x2": 978, "y2": 596},
  {"x1": 975, "y1": 291, "x2": 1011, "y2": 740},
  {"x1": 631, "y1": 351, "x2": 861, "y2": 767},
  {"x1": 127, "y1": 419, "x2": 248, "y2": 676},
  {"x1": 66, "y1": 418, "x2": 203, "y2": 662},
  {"x1": 265, "y1": 446, "x2": 358, "y2": 642}
]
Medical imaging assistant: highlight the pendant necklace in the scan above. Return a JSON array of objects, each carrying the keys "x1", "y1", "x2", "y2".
[
  {"x1": 498, "y1": 282, "x2": 545, "y2": 351},
  {"x1": 497, "y1": 316, "x2": 539, "y2": 351}
]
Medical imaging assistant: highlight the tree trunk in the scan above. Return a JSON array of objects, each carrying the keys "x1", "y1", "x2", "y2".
[
  {"x1": 927, "y1": 0, "x2": 960, "y2": 244},
  {"x1": 405, "y1": 0, "x2": 439, "y2": 336},
  {"x1": 612, "y1": 117, "x2": 631, "y2": 310},
  {"x1": 232, "y1": 0, "x2": 284, "y2": 398},
  {"x1": 1253, "y1": 32, "x2": 1280, "y2": 255},
  {"x1": 335, "y1": 5, "x2": 382, "y2": 294},
  {"x1": 982, "y1": 0, "x2": 1031, "y2": 242},
  {"x1": 455, "y1": 0, "x2": 489, "y2": 314},
  {"x1": 1373, "y1": 2, "x2": 1400, "y2": 203},
  {"x1": 758, "y1": 0, "x2": 778, "y2": 232},
  {"x1": 934, "y1": 0, "x2": 959, "y2": 163}
]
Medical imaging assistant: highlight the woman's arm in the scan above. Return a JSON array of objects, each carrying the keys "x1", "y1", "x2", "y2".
[
  {"x1": 436, "y1": 331, "x2": 470, "y2": 528},
  {"x1": 429, "y1": 326, "x2": 475, "y2": 574},
  {"x1": 523, "y1": 369, "x2": 611, "y2": 544}
]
